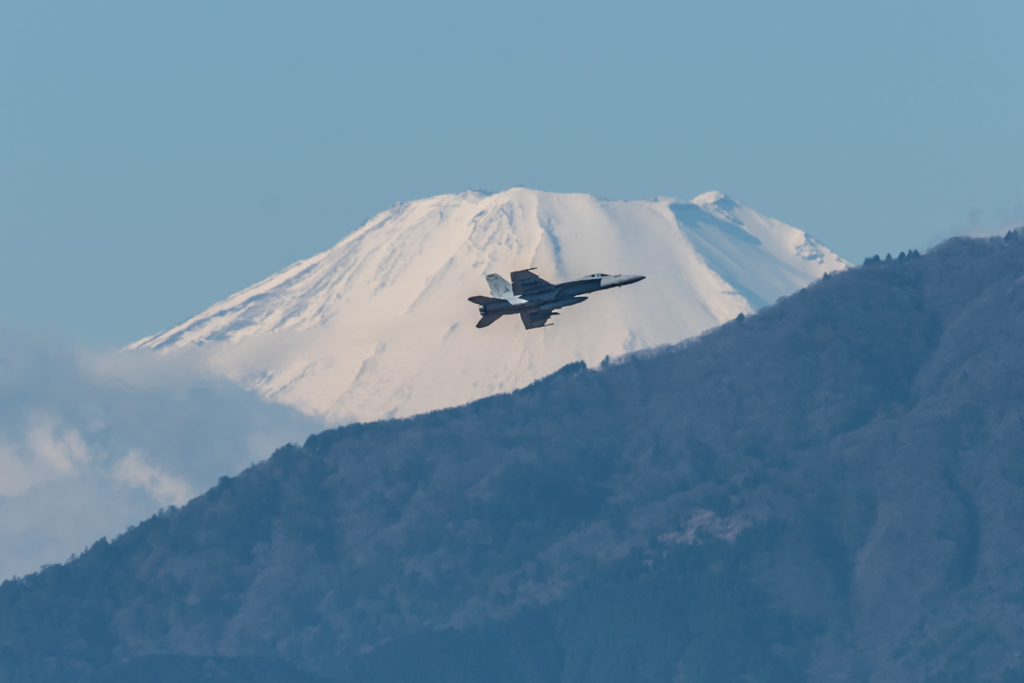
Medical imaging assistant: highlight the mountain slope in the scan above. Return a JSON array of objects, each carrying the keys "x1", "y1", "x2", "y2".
[
  {"x1": 130, "y1": 188, "x2": 847, "y2": 423},
  {"x1": 5, "y1": 232, "x2": 1024, "y2": 682}
]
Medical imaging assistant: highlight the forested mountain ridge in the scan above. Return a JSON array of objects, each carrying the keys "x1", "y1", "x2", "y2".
[{"x1": 3, "y1": 232, "x2": 1024, "y2": 682}]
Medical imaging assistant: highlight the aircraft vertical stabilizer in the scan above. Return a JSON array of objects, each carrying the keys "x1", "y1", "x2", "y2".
[{"x1": 486, "y1": 274, "x2": 513, "y2": 299}]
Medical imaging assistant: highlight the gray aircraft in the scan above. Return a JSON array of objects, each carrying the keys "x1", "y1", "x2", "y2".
[{"x1": 468, "y1": 269, "x2": 646, "y2": 329}]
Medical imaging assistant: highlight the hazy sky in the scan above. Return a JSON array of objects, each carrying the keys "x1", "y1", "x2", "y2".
[{"x1": 2, "y1": 1, "x2": 1022, "y2": 345}]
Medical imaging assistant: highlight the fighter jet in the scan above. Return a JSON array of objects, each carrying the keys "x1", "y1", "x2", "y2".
[{"x1": 468, "y1": 269, "x2": 646, "y2": 329}]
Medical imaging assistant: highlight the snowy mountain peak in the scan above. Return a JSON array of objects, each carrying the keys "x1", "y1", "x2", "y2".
[
  {"x1": 131, "y1": 188, "x2": 849, "y2": 423},
  {"x1": 689, "y1": 190, "x2": 729, "y2": 206}
]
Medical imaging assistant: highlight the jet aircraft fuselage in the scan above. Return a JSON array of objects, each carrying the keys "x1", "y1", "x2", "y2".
[{"x1": 468, "y1": 269, "x2": 645, "y2": 329}]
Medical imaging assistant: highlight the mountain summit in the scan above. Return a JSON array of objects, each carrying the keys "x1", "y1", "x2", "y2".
[{"x1": 131, "y1": 188, "x2": 847, "y2": 423}]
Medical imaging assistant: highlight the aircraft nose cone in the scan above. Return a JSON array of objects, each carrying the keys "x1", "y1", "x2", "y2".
[{"x1": 601, "y1": 274, "x2": 646, "y2": 288}]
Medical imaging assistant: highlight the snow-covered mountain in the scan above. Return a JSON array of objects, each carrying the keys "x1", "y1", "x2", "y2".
[{"x1": 131, "y1": 188, "x2": 848, "y2": 423}]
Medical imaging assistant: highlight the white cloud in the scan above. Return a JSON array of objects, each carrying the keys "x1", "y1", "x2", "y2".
[
  {"x1": 0, "y1": 324, "x2": 325, "y2": 580},
  {"x1": 25, "y1": 415, "x2": 90, "y2": 475},
  {"x1": 0, "y1": 416, "x2": 91, "y2": 497},
  {"x1": 112, "y1": 450, "x2": 192, "y2": 507}
]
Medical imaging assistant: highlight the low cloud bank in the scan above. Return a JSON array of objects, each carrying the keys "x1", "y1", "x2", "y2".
[{"x1": 0, "y1": 326, "x2": 324, "y2": 580}]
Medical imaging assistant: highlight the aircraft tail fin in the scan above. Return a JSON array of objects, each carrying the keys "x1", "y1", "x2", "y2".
[
  {"x1": 476, "y1": 313, "x2": 502, "y2": 328},
  {"x1": 486, "y1": 273, "x2": 514, "y2": 299}
]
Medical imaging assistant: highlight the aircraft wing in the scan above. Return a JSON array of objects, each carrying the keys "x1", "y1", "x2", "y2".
[
  {"x1": 511, "y1": 269, "x2": 557, "y2": 299},
  {"x1": 520, "y1": 310, "x2": 554, "y2": 329}
]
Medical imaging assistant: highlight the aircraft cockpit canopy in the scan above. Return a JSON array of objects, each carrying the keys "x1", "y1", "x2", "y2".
[{"x1": 586, "y1": 273, "x2": 608, "y2": 278}]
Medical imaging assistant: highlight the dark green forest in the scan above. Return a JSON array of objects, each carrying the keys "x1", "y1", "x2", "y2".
[{"x1": 3, "y1": 233, "x2": 1024, "y2": 682}]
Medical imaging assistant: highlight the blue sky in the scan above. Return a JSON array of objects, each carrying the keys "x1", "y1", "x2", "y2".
[{"x1": 2, "y1": 1, "x2": 1022, "y2": 345}]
